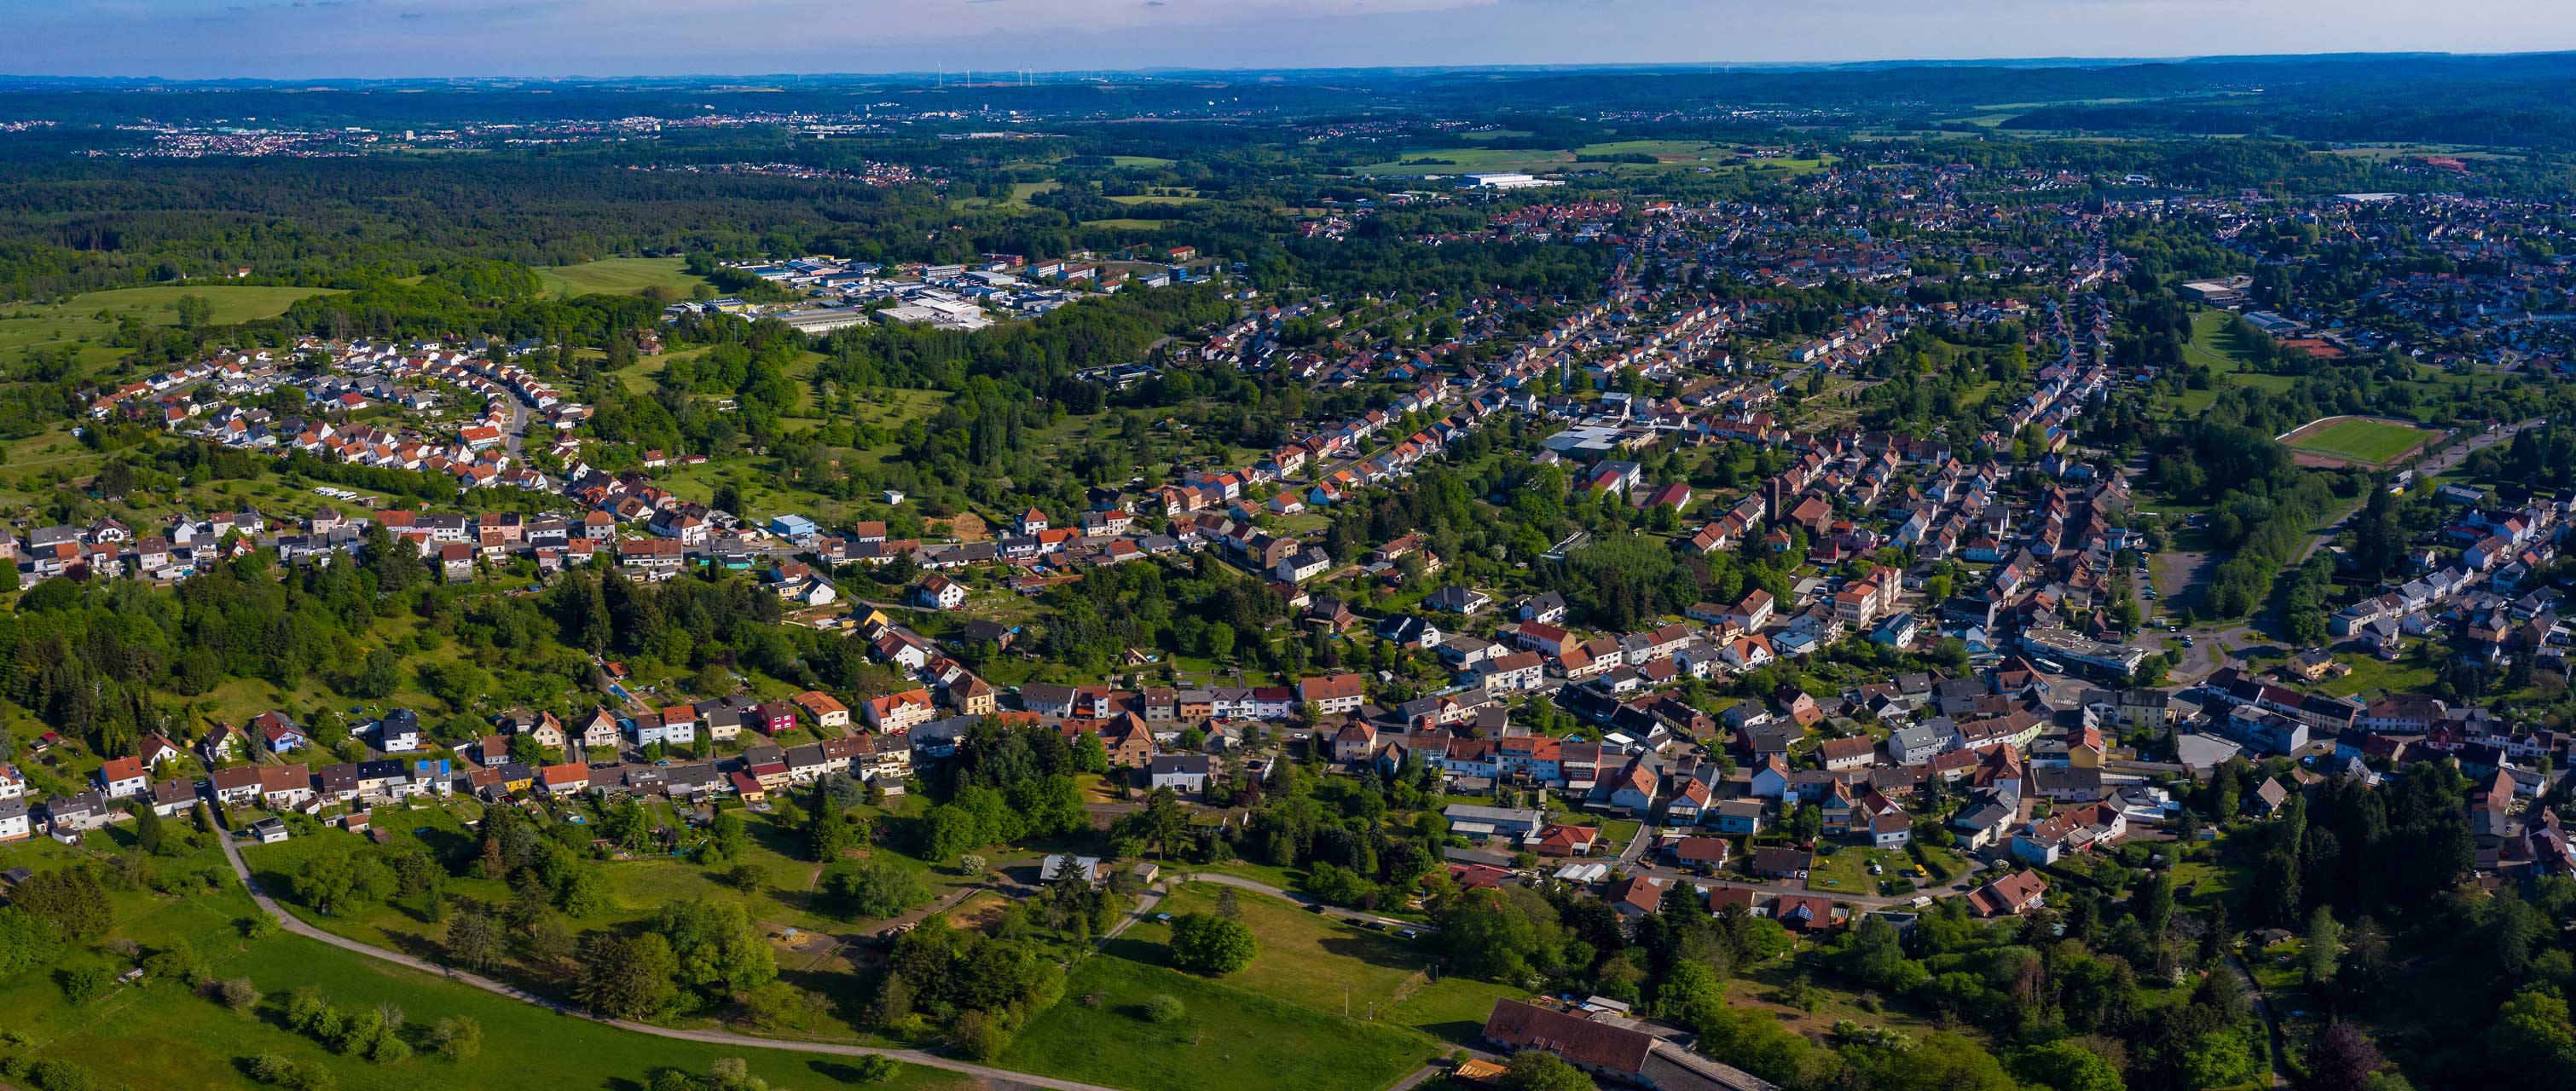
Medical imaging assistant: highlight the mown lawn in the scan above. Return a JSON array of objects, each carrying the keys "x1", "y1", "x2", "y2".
[
  {"x1": 2318, "y1": 652, "x2": 2439, "y2": 699},
  {"x1": 2168, "y1": 843, "x2": 2257, "y2": 913},
  {"x1": 1803, "y1": 843, "x2": 1888, "y2": 894},
  {"x1": 1000, "y1": 954, "x2": 1433, "y2": 1091}
]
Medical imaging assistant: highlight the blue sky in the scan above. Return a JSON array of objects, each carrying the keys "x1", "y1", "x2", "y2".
[{"x1": 3, "y1": 0, "x2": 2571, "y2": 79}]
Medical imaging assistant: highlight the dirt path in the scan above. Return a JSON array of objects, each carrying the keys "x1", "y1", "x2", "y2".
[{"x1": 2224, "y1": 953, "x2": 2292, "y2": 1088}]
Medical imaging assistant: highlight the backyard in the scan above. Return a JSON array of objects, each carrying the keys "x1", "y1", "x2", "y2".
[{"x1": 1805, "y1": 843, "x2": 1957, "y2": 897}]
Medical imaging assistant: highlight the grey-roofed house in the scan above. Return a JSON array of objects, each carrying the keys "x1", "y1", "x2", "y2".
[
  {"x1": 2030, "y1": 764, "x2": 2106, "y2": 802},
  {"x1": 1885, "y1": 723, "x2": 1951, "y2": 765},
  {"x1": 1442, "y1": 804, "x2": 1546, "y2": 840}
]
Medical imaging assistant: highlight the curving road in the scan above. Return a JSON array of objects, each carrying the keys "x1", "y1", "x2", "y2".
[{"x1": 217, "y1": 832, "x2": 1126, "y2": 1091}]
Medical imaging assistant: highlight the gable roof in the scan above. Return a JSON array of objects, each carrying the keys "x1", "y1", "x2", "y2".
[{"x1": 1481, "y1": 999, "x2": 1653, "y2": 1077}]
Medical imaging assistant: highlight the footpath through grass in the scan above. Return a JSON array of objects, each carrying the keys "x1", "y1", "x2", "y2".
[
  {"x1": 0, "y1": 830, "x2": 964, "y2": 1091},
  {"x1": 3, "y1": 928, "x2": 967, "y2": 1091}
]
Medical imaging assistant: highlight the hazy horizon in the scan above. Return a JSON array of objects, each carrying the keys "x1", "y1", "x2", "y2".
[{"x1": 6, "y1": 0, "x2": 2573, "y2": 81}]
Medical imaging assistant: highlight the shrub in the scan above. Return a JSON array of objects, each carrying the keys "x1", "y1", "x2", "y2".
[
  {"x1": 848, "y1": 1055, "x2": 899, "y2": 1083},
  {"x1": 144, "y1": 938, "x2": 207, "y2": 984},
  {"x1": 1143, "y1": 994, "x2": 1187, "y2": 1024},
  {"x1": 26, "y1": 1059, "x2": 95, "y2": 1091},
  {"x1": 284, "y1": 986, "x2": 330, "y2": 1032},
  {"x1": 947, "y1": 1010, "x2": 1011, "y2": 1061},
  {"x1": 823, "y1": 858, "x2": 928, "y2": 920},
  {"x1": 431, "y1": 1015, "x2": 483, "y2": 1061},
  {"x1": 278, "y1": 1062, "x2": 336, "y2": 1091},
  {"x1": 1167, "y1": 913, "x2": 1258, "y2": 975},
  {"x1": 218, "y1": 978, "x2": 261, "y2": 1011},
  {"x1": 364, "y1": 1030, "x2": 410, "y2": 1065},
  {"x1": 58, "y1": 964, "x2": 115, "y2": 1003}
]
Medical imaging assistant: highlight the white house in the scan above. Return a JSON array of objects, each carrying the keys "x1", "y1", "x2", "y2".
[{"x1": 1148, "y1": 753, "x2": 1211, "y2": 794}]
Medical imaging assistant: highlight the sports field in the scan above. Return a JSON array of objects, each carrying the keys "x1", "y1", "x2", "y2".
[{"x1": 2282, "y1": 416, "x2": 2437, "y2": 466}]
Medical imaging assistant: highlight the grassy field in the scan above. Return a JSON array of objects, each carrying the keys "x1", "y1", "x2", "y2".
[
  {"x1": 6, "y1": 924, "x2": 966, "y2": 1091},
  {"x1": 953, "y1": 180, "x2": 1062, "y2": 212},
  {"x1": 1733, "y1": 958, "x2": 1963, "y2": 1042},
  {"x1": 2324, "y1": 144, "x2": 2521, "y2": 163},
  {"x1": 2169, "y1": 310, "x2": 2293, "y2": 414},
  {"x1": 1350, "y1": 142, "x2": 1832, "y2": 177},
  {"x1": 1114, "y1": 881, "x2": 1517, "y2": 1042},
  {"x1": 1107, "y1": 193, "x2": 1207, "y2": 206},
  {"x1": 0, "y1": 285, "x2": 344, "y2": 366},
  {"x1": 1107, "y1": 156, "x2": 1177, "y2": 168},
  {"x1": 534, "y1": 257, "x2": 709, "y2": 298},
  {"x1": 2284, "y1": 418, "x2": 2434, "y2": 465},
  {"x1": 0, "y1": 830, "x2": 970, "y2": 1091},
  {"x1": 640, "y1": 385, "x2": 952, "y2": 528},
  {"x1": 2318, "y1": 651, "x2": 2440, "y2": 699},
  {"x1": 236, "y1": 794, "x2": 1012, "y2": 1042},
  {"x1": 999, "y1": 954, "x2": 1433, "y2": 1091},
  {"x1": 1081, "y1": 218, "x2": 1178, "y2": 230}
]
